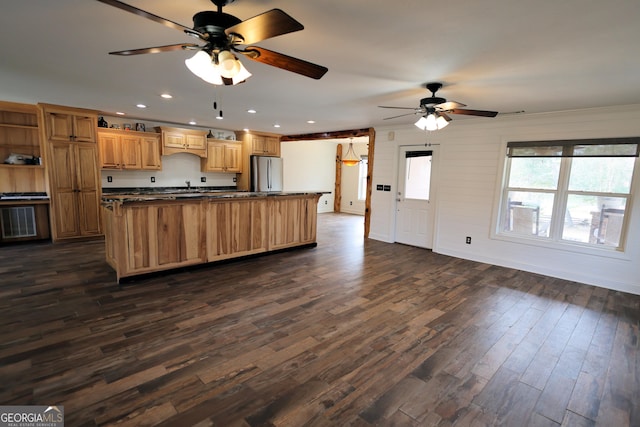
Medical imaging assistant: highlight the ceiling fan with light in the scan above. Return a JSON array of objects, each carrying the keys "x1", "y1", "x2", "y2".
[
  {"x1": 379, "y1": 83, "x2": 498, "y2": 130},
  {"x1": 95, "y1": 0, "x2": 328, "y2": 85}
]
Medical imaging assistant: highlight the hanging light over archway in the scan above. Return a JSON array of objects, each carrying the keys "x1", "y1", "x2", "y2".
[{"x1": 342, "y1": 138, "x2": 361, "y2": 166}]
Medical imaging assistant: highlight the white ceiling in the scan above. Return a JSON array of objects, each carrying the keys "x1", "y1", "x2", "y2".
[{"x1": 1, "y1": 0, "x2": 639, "y2": 135}]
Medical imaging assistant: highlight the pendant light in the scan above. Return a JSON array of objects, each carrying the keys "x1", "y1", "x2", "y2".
[{"x1": 342, "y1": 139, "x2": 361, "y2": 166}]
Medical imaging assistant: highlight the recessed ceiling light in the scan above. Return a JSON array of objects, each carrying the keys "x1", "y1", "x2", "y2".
[
  {"x1": 136, "y1": 104, "x2": 147, "y2": 109},
  {"x1": 247, "y1": 109, "x2": 257, "y2": 114},
  {"x1": 189, "y1": 121, "x2": 196, "y2": 125},
  {"x1": 160, "y1": 93, "x2": 173, "y2": 99},
  {"x1": 307, "y1": 120, "x2": 316, "y2": 124},
  {"x1": 216, "y1": 116, "x2": 223, "y2": 120},
  {"x1": 273, "y1": 124, "x2": 281, "y2": 128},
  {"x1": 116, "y1": 112, "x2": 125, "y2": 115}
]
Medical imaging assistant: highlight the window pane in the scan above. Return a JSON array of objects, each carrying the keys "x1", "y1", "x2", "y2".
[
  {"x1": 508, "y1": 157, "x2": 560, "y2": 190},
  {"x1": 405, "y1": 156, "x2": 431, "y2": 200},
  {"x1": 568, "y1": 157, "x2": 635, "y2": 193},
  {"x1": 573, "y1": 144, "x2": 638, "y2": 157},
  {"x1": 503, "y1": 191, "x2": 555, "y2": 237},
  {"x1": 358, "y1": 159, "x2": 368, "y2": 201},
  {"x1": 562, "y1": 195, "x2": 626, "y2": 247}
]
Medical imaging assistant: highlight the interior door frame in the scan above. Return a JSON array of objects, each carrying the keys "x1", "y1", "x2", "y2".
[{"x1": 281, "y1": 128, "x2": 375, "y2": 237}]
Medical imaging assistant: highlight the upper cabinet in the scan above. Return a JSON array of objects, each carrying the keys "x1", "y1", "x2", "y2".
[
  {"x1": 44, "y1": 109, "x2": 96, "y2": 143},
  {"x1": 98, "y1": 129, "x2": 161, "y2": 170},
  {"x1": 0, "y1": 101, "x2": 46, "y2": 193},
  {"x1": 0, "y1": 101, "x2": 43, "y2": 165},
  {"x1": 202, "y1": 139, "x2": 242, "y2": 173},
  {"x1": 157, "y1": 126, "x2": 207, "y2": 158},
  {"x1": 251, "y1": 135, "x2": 280, "y2": 157}
]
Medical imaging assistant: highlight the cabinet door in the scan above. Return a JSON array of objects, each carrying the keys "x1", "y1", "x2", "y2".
[
  {"x1": 73, "y1": 115, "x2": 96, "y2": 142},
  {"x1": 119, "y1": 135, "x2": 142, "y2": 169},
  {"x1": 140, "y1": 136, "x2": 161, "y2": 170},
  {"x1": 49, "y1": 142, "x2": 80, "y2": 238},
  {"x1": 204, "y1": 142, "x2": 226, "y2": 171},
  {"x1": 224, "y1": 143, "x2": 242, "y2": 172},
  {"x1": 47, "y1": 112, "x2": 74, "y2": 142},
  {"x1": 251, "y1": 136, "x2": 265, "y2": 154},
  {"x1": 264, "y1": 137, "x2": 280, "y2": 156},
  {"x1": 98, "y1": 133, "x2": 120, "y2": 168},
  {"x1": 163, "y1": 130, "x2": 186, "y2": 148},
  {"x1": 186, "y1": 134, "x2": 206, "y2": 150},
  {"x1": 75, "y1": 144, "x2": 101, "y2": 236}
]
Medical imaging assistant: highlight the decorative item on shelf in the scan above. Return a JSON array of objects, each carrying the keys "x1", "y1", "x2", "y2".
[
  {"x1": 110, "y1": 124, "x2": 121, "y2": 129},
  {"x1": 135, "y1": 122, "x2": 146, "y2": 132},
  {"x1": 206, "y1": 130, "x2": 214, "y2": 139},
  {"x1": 342, "y1": 138, "x2": 361, "y2": 166},
  {"x1": 217, "y1": 131, "x2": 225, "y2": 139},
  {"x1": 123, "y1": 123, "x2": 132, "y2": 131},
  {"x1": 98, "y1": 116, "x2": 109, "y2": 128}
]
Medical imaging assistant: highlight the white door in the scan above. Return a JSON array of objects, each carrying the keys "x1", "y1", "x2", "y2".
[{"x1": 395, "y1": 147, "x2": 434, "y2": 248}]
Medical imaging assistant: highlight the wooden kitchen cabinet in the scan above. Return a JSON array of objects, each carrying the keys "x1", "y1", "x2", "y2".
[
  {"x1": 202, "y1": 139, "x2": 242, "y2": 173},
  {"x1": 0, "y1": 101, "x2": 47, "y2": 194},
  {"x1": 251, "y1": 135, "x2": 280, "y2": 156},
  {"x1": 42, "y1": 104, "x2": 101, "y2": 241},
  {"x1": 43, "y1": 109, "x2": 96, "y2": 143},
  {"x1": 98, "y1": 129, "x2": 161, "y2": 170},
  {"x1": 49, "y1": 141, "x2": 101, "y2": 239},
  {"x1": 206, "y1": 198, "x2": 267, "y2": 261},
  {"x1": 157, "y1": 126, "x2": 207, "y2": 157}
]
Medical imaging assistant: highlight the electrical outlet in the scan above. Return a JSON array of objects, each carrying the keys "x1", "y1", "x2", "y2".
[
  {"x1": 466, "y1": 236, "x2": 472, "y2": 244},
  {"x1": 150, "y1": 177, "x2": 155, "y2": 183},
  {"x1": 350, "y1": 201, "x2": 353, "y2": 205},
  {"x1": 200, "y1": 177, "x2": 206, "y2": 183},
  {"x1": 324, "y1": 200, "x2": 327, "y2": 205},
  {"x1": 233, "y1": 177, "x2": 237, "y2": 182},
  {"x1": 107, "y1": 176, "x2": 112, "y2": 183}
]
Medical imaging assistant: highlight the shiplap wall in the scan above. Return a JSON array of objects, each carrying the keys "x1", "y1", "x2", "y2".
[{"x1": 370, "y1": 104, "x2": 640, "y2": 295}]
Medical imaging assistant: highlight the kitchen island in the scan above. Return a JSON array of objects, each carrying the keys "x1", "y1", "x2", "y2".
[{"x1": 102, "y1": 191, "x2": 323, "y2": 281}]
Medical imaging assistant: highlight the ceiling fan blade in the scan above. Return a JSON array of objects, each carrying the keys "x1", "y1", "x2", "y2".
[
  {"x1": 242, "y1": 46, "x2": 327, "y2": 79},
  {"x1": 96, "y1": 0, "x2": 198, "y2": 35},
  {"x1": 439, "y1": 112, "x2": 452, "y2": 121},
  {"x1": 109, "y1": 43, "x2": 200, "y2": 56},
  {"x1": 437, "y1": 101, "x2": 466, "y2": 110},
  {"x1": 384, "y1": 112, "x2": 418, "y2": 120},
  {"x1": 226, "y1": 9, "x2": 303, "y2": 45},
  {"x1": 449, "y1": 108, "x2": 499, "y2": 117},
  {"x1": 378, "y1": 106, "x2": 418, "y2": 110}
]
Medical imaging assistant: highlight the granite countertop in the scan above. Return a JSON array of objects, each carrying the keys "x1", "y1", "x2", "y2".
[{"x1": 101, "y1": 189, "x2": 328, "y2": 203}]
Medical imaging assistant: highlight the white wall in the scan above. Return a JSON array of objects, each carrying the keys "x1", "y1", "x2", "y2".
[
  {"x1": 370, "y1": 105, "x2": 640, "y2": 295},
  {"x1": 280, "y1": 140, "x2": 337, "y2": 212}
]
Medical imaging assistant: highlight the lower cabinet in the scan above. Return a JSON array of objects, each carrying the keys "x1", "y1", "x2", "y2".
[{"x1": 103, "y1": 194, "x2": 320, "y2": 281}]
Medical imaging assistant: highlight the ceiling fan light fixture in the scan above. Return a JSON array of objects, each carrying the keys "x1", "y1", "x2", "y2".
[
  {"x1": 415, "y1": 113, "x2": 449, "y2": 131},
  {"x1": 185, "y1": 50, "x2": 251, "y2": 86}
]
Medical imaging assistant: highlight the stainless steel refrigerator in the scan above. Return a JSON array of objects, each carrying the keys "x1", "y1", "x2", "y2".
[{"x1": 251, "y1": 155, "x2": 283, "y2": 192}]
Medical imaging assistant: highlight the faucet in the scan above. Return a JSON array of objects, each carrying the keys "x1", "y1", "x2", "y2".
[{"x1": 185, "y1": 180, "x2": 191, "y2": 189}]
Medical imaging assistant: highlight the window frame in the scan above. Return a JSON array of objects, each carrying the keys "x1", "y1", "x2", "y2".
[{"x1": 493, "y1": 137, "x2": 639, "y2": 258}]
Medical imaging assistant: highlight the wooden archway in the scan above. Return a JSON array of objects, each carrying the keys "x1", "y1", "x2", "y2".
[{"x1": 281, "y1": 127, "x2": 376, "y2": 238}]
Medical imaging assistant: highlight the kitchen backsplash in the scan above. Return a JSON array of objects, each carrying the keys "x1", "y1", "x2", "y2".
[{"x1": 101, "y1": 153, "x2": 236, "y2": 189}]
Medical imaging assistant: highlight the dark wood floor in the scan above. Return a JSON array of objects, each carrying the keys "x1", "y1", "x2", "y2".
[{"x1": 1, "y1": 213, "x2": 638, "y2": 426}]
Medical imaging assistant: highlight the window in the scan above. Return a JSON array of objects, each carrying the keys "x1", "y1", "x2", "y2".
[
  {"x1": 358, "y1": 155, "x2": 368, "y2": 201},
  {"x1": 404, "y1": 151, "x2": 432, "y2": 201},
  {"x1": 498, "y1": 137, "x2": 639, "y2": 251}
]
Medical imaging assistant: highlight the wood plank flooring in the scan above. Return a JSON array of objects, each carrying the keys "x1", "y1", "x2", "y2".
[{"x1": 1, "y1": 213, "x2": 639, "y2": 426}]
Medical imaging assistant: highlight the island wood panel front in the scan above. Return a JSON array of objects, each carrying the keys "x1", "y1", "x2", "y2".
[
  {"x1": 103, "y1": 194, "x2": 320, "y2": 281},
  {"x1": 206, "y1": 198, "x2": 268, "y2": 261}
]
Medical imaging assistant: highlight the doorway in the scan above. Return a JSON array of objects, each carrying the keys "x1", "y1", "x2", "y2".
[{"x1": 394, "y1": 146, "x2": 435, "y2": 248}]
